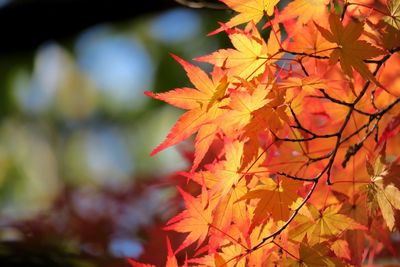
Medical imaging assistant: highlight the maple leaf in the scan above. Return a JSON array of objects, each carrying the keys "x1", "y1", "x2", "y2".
[
  {"x1": 191, "y1": 229, "x2": 250, "y2": 267},
  {"x1": 286, "y1": 243, "x2": 346, "y2": 267},
  {"x1": 146, "y1": 54, "x2": 228, "y2": 170},
  {"x1": 190, "y1": 174, "x2": 248, "y2": 251},
  {"x1": 216, "y1": 83, "x2": 271, "y2": 137},
  {"x1": 164, "y1": 187, "x2": 213, "y2": 252},
  {"x1": 194, "y1": 123, "x2": 219, "y2": 171},
  {"x1": 206, "y1": 223, "x2": 277, "y2": 266},
  {"x1": 288, "y1": 22, "x2": 332, "y2": 58},
  {"x1": 278, "y1": 75, "x2": 326, "y2": 94},
  {"x1": 197, "y1": 25, "x2": 281, "y2": 81},
  {"x1": 331, "y1": 239, "x2": 351, "y2": 261},
  {"x1": 376, "y1": 114, "x2": 400, "y2": 149},
  {"x1": 368, "y1": 157, "x2": 400, "y2": 230},
  {"x1": 315, "y1": 13, "x2": 384, "y2": 85},
  {"x1": 246, "y1": 221, "x2": 278, "y2": 265},
  {"x1": 216, "y1": 241, "x2": 246, "y2": 267},
  {"x1": 219, "y1": 0, "x2": 280, "y2": 29},
  {"x1": 240, "y1": 104, "x2": 278, "y2": 165},
  {"x1": 278, "y1": 0, "x2": 329, "y2": 25},
  {"x1": 210, "y1": 140, "x2": 245, "y2": 197},
  {"x1": 238, "y1": 177, "x2": 302, "y2": 225},
  {"x1": 217, "y1": 76, "x2": 288, "y2": 165},
  {"x1": 289, "y1": 204, "x2": 366, "y2": 245},
  {"x1": 165, "y1": 237, "x2": 179, "y2": 267},
  {"x1": 384, "y1": 0, "x2": 400, "y2": 30},
  {"x1": 211, "y1": 179, "x2": 248, "y2": 232},
  {"x1": 373, "y1": 182, "x2": 400, "y2": 230}
]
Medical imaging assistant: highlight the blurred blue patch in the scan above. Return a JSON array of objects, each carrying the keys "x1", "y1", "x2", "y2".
[
  {"x1": 15, "y1": 43, "x2": 64, "y2": 113},
  {"x1": 85, "y1": 127, "x2": 134, "y2": 188},
  {"x1": 76, "y1": 26, "x2": 154, "y2": 110},
  {"x1": 109, "y1": 238, "x2": 143, "y2": 258},
  {"x1": 150, "y1": 8, "x2": 201, "y2": 43}
]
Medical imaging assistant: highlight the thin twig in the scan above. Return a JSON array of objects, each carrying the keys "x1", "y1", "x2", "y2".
[{"x1": 248, "y1": 180, "x2": 318, "y2": 252}]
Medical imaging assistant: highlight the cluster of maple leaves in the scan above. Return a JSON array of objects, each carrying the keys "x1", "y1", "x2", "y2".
[{"x1": 131, "y1": 0, "x2": 400, "y2": 266}]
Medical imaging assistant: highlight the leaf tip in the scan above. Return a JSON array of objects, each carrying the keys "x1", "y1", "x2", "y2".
[{"x1": 144, "y1": 91, "x2": 156, "y2": 98}]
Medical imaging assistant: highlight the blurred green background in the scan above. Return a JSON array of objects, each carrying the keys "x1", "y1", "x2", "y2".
[{"x1": 0, "y1": 1, "x2": 229, "y2": 266}]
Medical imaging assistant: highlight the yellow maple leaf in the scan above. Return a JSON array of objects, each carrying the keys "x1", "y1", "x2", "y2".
[
  {"x1": 285, "y1": 244, "x2": 346, "y2": 267},
  {"x1": 331, "y1": 239, "x2": 351, "y2": 261},
  {"x1": 384, "y1": 0, "x2": 400, "y2": 30},
  {"x1": 368, "y1": 157, "x2": 400, "y2": 231},
  {"x1": 197, "y1": 25, "x2": 281, "y2": 80},
  {"x1": 289, "y1": 204, "x2": 366, "y2": 245},
  {"x1": 375, "y1": 183, "x2": 400, "y2": 231},
  {"x1": 220, "y1": 0, "x2": 280, "y2": 29}
]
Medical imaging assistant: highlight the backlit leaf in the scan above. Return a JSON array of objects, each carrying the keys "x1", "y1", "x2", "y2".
[
  {"x1": 384, "y1": 0, "x2": 400, "y2": 30},
  {"x1": 219, "y1": 0, "x2": 280, "y2": 29},
  {"x1": 238, "y1": 177, "x2": 302, "y2": 225},
  {"x1": 164, "y1": 188, "x2": 213, "y2": 252},
  {"x1": 289, "y1": 204, "x2": 366, "y2": 245},
  {"x1": 315, "y1": 13, "x2": 384, "y2": 85}
]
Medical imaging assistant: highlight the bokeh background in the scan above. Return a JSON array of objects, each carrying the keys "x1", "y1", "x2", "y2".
[{"x1": 0, "y1": 1, "x2": 229, "y2": 266}]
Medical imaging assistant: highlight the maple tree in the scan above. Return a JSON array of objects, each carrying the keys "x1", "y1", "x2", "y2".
[{"x1": 131, "y1": 0, "x2": 400, "y2": 266}]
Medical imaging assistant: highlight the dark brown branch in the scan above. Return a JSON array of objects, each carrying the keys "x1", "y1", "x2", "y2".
[
  {"x1": 341, "y1": 1, "x2": 349, "y2": 20},
  {"x1": 280, "y1": 48, "x2": 330, "y2": 60},
  {"x1": 341, "y1": 96, "x2": 400, "y2": 166},
  {"x1": 247, "y1": 180, "x2": 318, "y2": 253},
  {"x1": 310, "y1": 91, "x2": 374, "y2": 116},
  {"x1": 281, "y1": 47, "x2": 400, "y2": 66},
  {"x1": 298, "y1": 58, "x2": 309, "y2": 77},
  {"x1": 288, "y1": 105, "x2": 319, "y2": 137},
  {"x1": 277, "y1": 172, "x2": 316, "y2": 182}
]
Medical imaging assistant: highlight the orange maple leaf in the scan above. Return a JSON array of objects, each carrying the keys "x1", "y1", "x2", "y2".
[
  {"x1": 164, "y1": 187, "x2": 213, "y2": 253},
  {"x1": 211, "y1": 178, "x2": 248, "y2": 232},
  {"x1": 315, "y1": 13, "x2": 384, "y2": 85},
  {"x1": 331, "y1": 239, "x2": 351, "y2": 261},
  {"x1": 278, "y1": 0, "x2": 329, "y2": 25},
  {"x1": 209, "y1": 140, "x2": 245, "y2": 197},
  {"x1": 217, "y1": 83, "x2": 271, "y2": 136},
  {"x1": 146, "y1": 54, "x2": 228, "y2": 170},
  {"x1": 278, "y1": 75, "x2": 326, "y2": 94},
  {"x1": 288, "y1": 22, "x2": 332, "y2": 58},
  {"x1": 238, "y1": 177, "x2": 302, "y2": 225}
]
